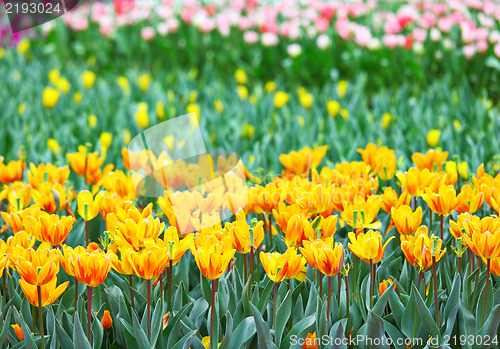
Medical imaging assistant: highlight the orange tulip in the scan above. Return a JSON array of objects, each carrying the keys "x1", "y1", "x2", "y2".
[
  {"x1": 61, "y1": 246, "x2": 111, "y2": 287},
  {"x1": 300, "y1": 237, "x2": 344, "y2": 276},
  {"x1": 402, "y1": 226, "x2": 446, "y2": 272},
  {"x1": 190, "y1": 234, "x2": 236, "y2": 280},
  {"x1": 0, "y1": 159, "x2": 25, "y2": 184},
  {"x1": 296, "y1": 184, "x2": 333, "y2": 214},
  {"x1": 283, "y1": 215, "x2": 314, "y2": 248},
  {"x1": 67, "y1": 148, "x2": 114, "y2": 185},
  {"x1": 19, "y1": 277, "x2": 68, "y2": 307},
  {"x1": 272, "y1": 202, "x2": 310, "y2": 233},
  {"x1": 396, "y1": 168, "x2": 436, "y2": 197},
  {"x1": 489, "y1": 257, "x2": 500, "y2": 277},
  {"x1": 32, "y1": 182, "x2": 69, "y2": 213},
  {"x1": 411, "y1": 149, "x2": 448, "y2": 171},
  {"x1": 27, "y1": 163, "x2": 70, "y2": 189},
  {"x1": 111, "y1": 215, "x2": 165, "y2": 251},
  {"x1": 455, "y1": 184, "x2": 483, "y2": 214},
  {"x1": 1, "y1": 206, "x2": 44, "y2": 233},
  {"x1": 421, "y1": 185, "x2": 463, "y2": 216},
  {"x1": 250, "y1": 182, "x2": 285, "y2": 214},
  {"x1": 379, "y1": 187, "x2": 411, "y2": 213},
  {"x1": 27, "y1": 214, "x2": 75, "y2": 247},
  {"x1": 341, "y1": 195, "x2": 382, "y2": 233},
  {"x1": 260, "y1": 247, "x2": 306, "y2": 283},
  {"x1": 357, "y1": 143, "x2": 397, "y2": 181},
  {"x1": 348, "y1": 230, "x2": 394, "y2": 264},
  {"x1": 226, "y1": 210, "x2": 264, "y2": 253},
  {"x1": 391, "y1": 205, "x2": 422, "y2": 235},
  {"x1": 155, "y1": 227, "x2": 194, "y2": 266},
  {"x1": 11, "y1": 324, "x2": 23, "y2": 341},
  {"x1": 378, "y1": 279, "x2": 396, "y2": 295},
  {"x1": 4, "y1": 181, "x2": 32, "y2": 211},
  {"x1": 302, "y1": 332, "x2": 319, "y2": 349},
  {"x1": 101, "y1": 310, "x2": 113, "y2": 329},
  {"x1": 9, "y1": 246, "x2": 60, "y2": 286},
  {"x1": 279, "y1": 145, "x2": 328, "y2": 175},
  {"x1": 462, "y1": 228, "x2": 500, "y2": 260},
  {"x1": 99, "y1": 192, "x2": 134, "y2": 219}
]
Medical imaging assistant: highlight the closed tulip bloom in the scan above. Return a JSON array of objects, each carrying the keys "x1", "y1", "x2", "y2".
[
  {"x1": 284, "y1": 215, "x2": 314, "y2": 248},
  {"x1": 77, "y1": 190, "x2": 105, "y2": 221},
  {"x1": 281, "y1": 247, "x2": 307, "y2": 279},
  {"x1": 462, "y1": 228, "x2": 500, "y2": 259},
  {"x1": 101, "y1": 310, "x2": 113, "y2": 330},
  {"x1": 226, "y1": 211, "x2": 264, "y2": 254},
  {"x1": 300, "y1": 237, "x2": 344, "y2": 277},
  {"x1": 421, "y1": 185, "x2": 464, "y2": 216},
  {"x1": 279, "y1": 146, "x2": 328, "y2": 175},
  {"x1": 190, "y1": 234, "x2": 236, "y2": 280},
  {"x1": 272, "y1": 202, "x2": 310, "y2": 232},
  {"x1": 252, "y1": 182, "x2": 285, "y2": 214},
  {"x1": 455, "y1": 185, "x2": 483, "y2": 214},
  {"x1": 0, "y1": 159, "x2": 25, "y2": 184},
  {"x1": 391, "y1": 205, "x2": 422, "y2": 235},
  {"x1": 9, "y1": 246, "x2": 60, "y2": 286},
  {"x1": 27, "y1": 214, "x2": 75, "y2": 247},
  {"x1": 379, "y1": 279, "x2": 396, "y2": 295},
  {"x1": 259, "y1": 251, "x2": 288, "y2": 283},
  {"x1": 341, "y1": 195, "x2": 382, "y2": 233},
  {"x1": 297, "y1": 184, "x2": 333, "y2": 215},
  {"x1": 348, "y1": 230, "x2": 394, "y2": 264},
  {"x1": 413, "y1": 229, "x2": 446, "y2": 272},
  {"x1": 411, "y1": 149, "x2": 448, "y2": 171},
  {"x1": 111, "y1": 216, "x2": 165, "y2": 251},
  {"x1": 19, "y1": 277, "x2": 68, "y2": 307},
  {"x1": 396, "y1": 168, "x2": 436, "y2": 197},
  {"x1": 11, "y1": 324, "x2": 23, "y2": 341},
  {"x1": 62, "y1": 246, "x2": 111, "y2": 287}
]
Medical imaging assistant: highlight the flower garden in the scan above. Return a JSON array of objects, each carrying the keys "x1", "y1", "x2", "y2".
[{"x1": 1, "y1": 0, "x2": 500, "y2": 348}]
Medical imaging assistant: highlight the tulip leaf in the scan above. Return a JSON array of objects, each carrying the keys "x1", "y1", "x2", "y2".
[
  {"x1": 357, "y1": 311, "x2": 389, "y2": 349},
  {"x1": 131, "y1": 309, "x2": 152, "y2": 349},
  {"x1": 55, "y1": 316, "x2": 74, "y2": 348},
  {"x1": 324, "y1": 318, "x2": 346, "y2": 349},
  {"x1": 383, "y1": 320, "x2": 407, "y2": 349},
  {"x1": 372, "y1": 280, "x2": 395, "y2": 317},
  {"x1": 0, "y1": 306, "x2": 12, "y2": 347},
  {"x1": 73, "y1": 312, "x2": 92, "y2": 349},
  {"x1": 475, "y1": 279, "x2": 493, "y2": 333},
  {"x1": 280, "y1": 313, "x2": 316, "y2": 349},
  {"x1": 170, "y1": 329, "x2": 197, "y2": 349},
  {"x1": 250, "y1": 303, "x2": 277, "y2": 349},
  {"x1": 256, "y1": 278, "x2": 273, "y2": 313},
  {"x1": 20, "y1": 297, "x2": 33, "y2": 331},
  {"x1": 477, "y1": 304, "x2": 500, "y2": 349},
  {"x1": 165, "y1": 302, "x2": 193, "y2": 348},
  {"x1": 150, "y1": 299, "x2": 165, "y2": 348},
  {"x1": 292, "y1": 294, "x2": 303, "y2": 327},
  {"x1": 18, "y1": 317, "x2": 38, "y2": 349},
  {"x1": 119, "y1": 318, "x2": 139, "y2": 348},
  {"x1": 91, "y1": 310, "x2": 104, "y2": 349},
  {"x1": 458, "y1": 300, "x2": 476, "y2": 349},
  {"x1": 387, "y1": 288, "x2": 404, "y2": 328},
  {"x1": 189, "y1": 297, "x2": 209, "y2": 329},
  {"x1": 442, "y1": 274, "x2": 460, "y2": 339},
  {"x1": 401, "y1": 286, "x2": 418, "y2": 339},
  {"x1": 46, "y1": 306, "x2": 57, "y2": 349},
  {"x1": 412, "y1": 284, "x2": 439, "y2": 338},
  {"x1": 275, "y1": 289, "x2": 292, "y2": 344},
  {"x1": 219, "y1": 311, "x2": 233, "y2": 349},
  {"x1": 227, "y1": 317, "x2": 256, "y2": 348}
]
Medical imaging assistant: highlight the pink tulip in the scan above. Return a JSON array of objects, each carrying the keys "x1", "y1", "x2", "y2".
[{"x1": 141, "y1": 27, "x2": 156, "y2": 41}]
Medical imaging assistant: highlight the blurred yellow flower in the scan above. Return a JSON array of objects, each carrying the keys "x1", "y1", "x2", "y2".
[
  {"x1": 300, "y1": 93, "x2": 314, "y2": 109},
  {"x1": 214, "y1": 99, "x2": 224, "y2": 114},
  {"x1": 42, "y1": 87, "x2": 60, "y2": 109},
  {"x1": 237, "y1": 85, "x2": 248, "y2": 100},
  {"x1": 164, "y1": 136, "x2": 175, "y2": 150},
  {"x1": 249, "y1": 95, "x2": 257, "y2": 104},
  {"x1": 135, "y1": 108, "x2": 150, "y2": 129},
  {"x1": 88, "y1": 114, "x2": 98, "y2": 128},
  {"x1": 48, "y1": 69, "x2": 60, "y2": 85},
  {"x1": 47, "y1": 139, "x2": 60, "y2": 154},
  {"x1": 265, "y1": 81, "x2": 276, "y2": 93},
  {"x1": 453, "y1": 119, "x2": 462, "y2": 131},
  {"x1": 117, "y1": 76, "x2": 130, "y2": 94},
  {"x1": 138, "y1": 74, "x2": 151, "y2": 92},
  {"x1": 123, "y1": 130, "x2": 131, "y2": 145},
  {"x1": 235, "y1": 69, "x2": 247, "y2": 84},
  {"x1": 274, "y1": 91, "x2": 289, "y2": 109},
  {"x1": 426, "y1": 129, "x2": 440, "y2": 147},
  {"x1": 73, "y1": 91, "x2": 82, "y2": 104},
  {"x1": 241, "y1": 123, "x2": 255, "y2": 139},
  {"x1": 0, "y1": 47, "x2": 5, "y2": 59},
  {"x1": 100, "y1": 132, "x2": 112, "y2": 150},
  {"x1": 18, "y1": 102, "x2": 26, "y2": 115},
  {"x1": 327, "y1": 100, "x2": 340, "y2": 118},
  {"x1": 81, "y1": 70, "x2": 96, "y2": 89},
  {"x1": 56, "y1": 77, "x2": 71, "y2": 94},
  {"x1": 156, "y1": 101, "x2": 165, "y2": 120},
  {"x1": 337, "y1": 80, "x2": 348, "y2": 99},
  {"x1": 189, "y1": 90, "x2": 198, "y2": 103},
  {"x1": 17, "y1": 39, "x2": 30, "y2": 56},
  {"x1": 340, "y1": 108, "x2": 349, "y2": 120},
  {"x1": 381, "y1": 112, "x2": 393, "y2": 130},
  {"x1": 187, "y1": 103, "x2": 200, "y2": 118}
]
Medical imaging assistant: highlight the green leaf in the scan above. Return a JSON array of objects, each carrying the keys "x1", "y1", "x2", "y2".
[
  {"x1": 0, "y1": 306, "x2": 12, "y2": 347},
  {"x1": 131, "y1": 309, "x2": 152, "y2": 349},
  {"x1": 150, "y1": 299, "x2": 165, "y2": 347},
  {"x1": 477, "y1": 304, "x2": 500, "y2": 349},
  {"x1": 219, "y1": 311, "x2": 233, "y2": 349},
  {"x1": 372, "y1": 280, "x2": 394, "y2": 317},
  {"x1": 55, "y1": 316, "x2": 74, "y2": 348},
  {"x1": 250, "y1": 303, "x2": 277, "y2": 349},
  {"x1": 91, "y1": 311, "x2": 104, "y2": 349},
  {"x1": 412, "y1": 284, "x2": 439, "y2": 338},
  {"x1": 475, "y1": 277, "x2": 493, "y2": 333},
  {"x1": 358, "y1": 311, "x2": 388, "y2": 349},
  {"x1": 458, "y1": 300, "x2": 476, "y2": 349},
  {"x1": 275, "y1": 290, "x2": 292, "y2": 344},
  {"x1": 227, "y1": 317, "x2": 256, "y2": 348},
  {"x1": 280, "y1": 313, "x2": 316, "y2": 349},
  {"x1": 189, "y1": 297, "x2": 209, "y2": 329},
  {"x1": 401, "y1": 287, "x2": 418, "y2": 339},
  {"x1": 165, "y1": 302, "x2": 194, "y2": 347},
  {"x1": 73, "y1": 312, "x2": 92, "y2": 349},
  {"x1": 170, "y1": 329, "x2": 197, "y2": 349},
  {"x1": 383, "y1": 320, "x2": 407, "y2": 349}
]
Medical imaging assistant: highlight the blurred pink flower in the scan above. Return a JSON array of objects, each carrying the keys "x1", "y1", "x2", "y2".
[
  {"x1": 477, "y1": 40, "x2": 488, "y2": 53},
  {"x1": 494, "y1": 43, "x2": 500, "y2": 57},
  {"x1": 412, "y1": 28, "x2": 427, "y2": 42},
  {"x1": 463, "y1": 44, "x2": 476, "y2": 59},
  {"x1": 141, "y1": 27, "x2": 156, "y2": 41},
  {"x1": 438, "y1": 17, "x2": 453, "y2": 32},
  {"x1": 243, "y1": 31, "x2": 259, "y2": 44},
  {"x1": 261, "y1": 32, "x2": 278, "y2": 46}
]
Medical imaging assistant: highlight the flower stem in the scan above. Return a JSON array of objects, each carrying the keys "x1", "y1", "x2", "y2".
[
  {"x1": 432, "y1": 256, "x2": 439, "y2": 328},
  {"x1": 317, "y1": 270, "x2": 323, "y2": 296},
  {"x1": 243, "y1": 253, "x2": 248, "y2": 284},
  {"x1": 273, "y1": 282, "x2": 278, "y2": 344},
  {"x1": 369, "y1": 259, "x2": 374, "y2": 308},
  {"x1": 458, "y1": 256, "x2": 462, "y2": 276},
  {"x1": 269, "y1": 213, "x2": 274, "y2": 251},
  {"x1": 74, "y1": 280, "x2": 79, "y2": 311},
  {"x1": 481, "y1": 258, "x2": 491, "y2": 326},
  {"x1": 167, "y1": 259, "x2": 173, "y2": 312},
  {"x1": 128, "y1": 275, "x2": 135, "y2": 309},
  {"x1": 147, "y1": 279, "x2": 151, "y2": 343},
  {"x1": 85, "y1": 220, "x2": 89, "y2": 246},
  {"x1": 327, "y1": 276, "x2": 332, "y2": 330},
  {"x1": 440, "y1": 215, "x2": 444, "y2": 241},
  {"x1": 337, "y1": 274, "x2": 341, "y2": 307},
  {"x1": 37, "y1": 286, "x2": 45, "y2": 349},
  {"x1": 249, "y1": 246, "x2": 255, "y2": 298},
  {"x1": 87, "y1": 286, "x2": 93, "y2": 345},
  {"x1": 210, "y1": 279, "x2": 216, "y2": 349},
  {"x1": 344, "y1": 274, "x2": 350, "y2": 339}
]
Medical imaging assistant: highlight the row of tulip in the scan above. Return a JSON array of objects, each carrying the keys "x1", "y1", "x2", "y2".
[{"x1": 0, "y1": 143, "x2": 499, "y2": 348}]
